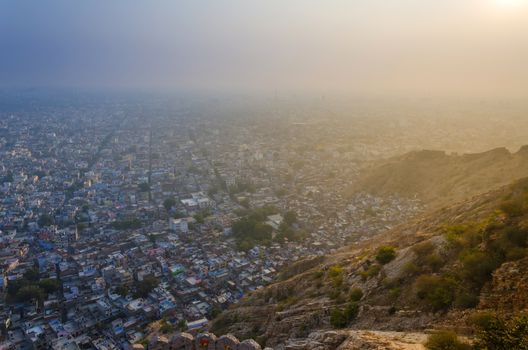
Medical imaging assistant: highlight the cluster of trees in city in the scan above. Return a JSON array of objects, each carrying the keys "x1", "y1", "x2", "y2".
[
  {"x1": 115, "y1": 275, "x2": 160, "y2": 299},
  {"x1": 193, "y1": 208, "x2": 212, "y2": 224},
  {"x1": 228, "y1": 181, "x2": 256, "y2": 195},
  {"x1": 232, "y1": 206, "x2": 277, "y2": 251},
  {"x1": 232, "y1": 205, "x2": 305, "y2": 251},
  {"x1": 163, "y1": 198, "x2": 176, "y2": 212},
  {"x1": 111, "y1": 218, "x2": 142, "y2": 230},
  {"x1": 138, "y1": 182, "x2": 150, "y2": 192},
  {"x1": 38, "y1": 213, "x2": 54, "y2": 227},
  {"x1": 274, "y1": 210, "x2": 307, "y2": 242},
  {"x1": 209, "y1": 169, "x2": 257, "y2": 198},
  {"x1": 6, "y1": 269, "x2": 61, "y2": 304},
  {"x1": 65, "y1": 181, "x2": 84, "y2": 200}
]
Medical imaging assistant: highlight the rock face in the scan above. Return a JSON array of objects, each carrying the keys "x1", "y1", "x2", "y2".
[
  {"x1": 281, "y1": 330, "x2": 426, "y2": 350},
  {"x1": 479, "y1": 256, "x2": 528, "y2": 314},
  {"x1": 141, "y1": 332, "x2": 265, "y2": 350}
]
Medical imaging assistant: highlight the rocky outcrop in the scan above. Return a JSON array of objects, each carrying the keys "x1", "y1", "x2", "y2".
[
  {"x1": 140, "y1": 332, "x2": 270, "y2": 350},
  {"x1": 281, "y1": 330, "x2": 426, "y2": 350},
  {"x1": 479, "y1": 256, "x2": 528, "y2": 314}
]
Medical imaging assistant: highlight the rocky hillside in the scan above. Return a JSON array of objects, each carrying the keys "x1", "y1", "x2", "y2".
[
  {"x1": 211, "y1": 178, "x2": 528, "y2": 348},
  {"x1": 347, "y1": 146, "x2": 528, "y2": 208}
]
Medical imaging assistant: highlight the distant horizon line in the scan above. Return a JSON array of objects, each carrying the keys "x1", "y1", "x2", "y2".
[{"x1": 0, "y1": 86, "x2": 527, "y2": 102}]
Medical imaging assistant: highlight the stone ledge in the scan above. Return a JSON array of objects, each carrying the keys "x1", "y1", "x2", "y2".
[{"x1": 137, "y1": 332, "x2": 272, "y2": 350}]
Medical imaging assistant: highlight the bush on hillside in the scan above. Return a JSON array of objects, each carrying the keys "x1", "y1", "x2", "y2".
[
  {"x1": 376, "y1": 246, "x2": 397, "y2": 265},
  {"x1": 360, "y1": 264, "x2": 381, "y2": 280},
  {"x1": 413, "y1": 241, "x2": 436, "y2": 257},
  {"x1": 473, "y1": 313, "x2": 528, "y2": 350},
  {"x1": 330, "y1": 302, "x2": 359, "y2": 328},
  {"x1": 349, "y1": 288, "x2": 364, "y2": 302},
  {"x1": 415, "y1": 274, "x2": 456, "y2": 311},
  {"x1": 500, "y1": 199, "x2": 526, "y2": 218},
  {"x1": 425, "y1": 331, "x2": 471, "y2": 350},
  {"x1": 459, "y1": 250, "x2": 499, "y2": 288}
]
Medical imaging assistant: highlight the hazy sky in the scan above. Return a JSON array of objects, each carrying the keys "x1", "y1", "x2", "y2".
[{"x1": 1, "y1": 0, "x2": 528, "y2": 97}]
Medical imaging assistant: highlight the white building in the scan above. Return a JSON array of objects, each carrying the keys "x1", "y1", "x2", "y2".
[{"x1": 169, "y1": 218, "x2": 189, "y2": 233}]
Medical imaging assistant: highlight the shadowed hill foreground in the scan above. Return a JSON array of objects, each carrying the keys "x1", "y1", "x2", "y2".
[
  {"x1": 346, "y1": 146, "x2": 528, "y2": 209},
  {"x1": 211, "y1": 178, "x2": 528, "y2": 349}
]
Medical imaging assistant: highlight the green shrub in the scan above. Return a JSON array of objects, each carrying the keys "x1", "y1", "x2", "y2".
[
  {"x1": 454, "y1": 291, "x2": 479, "y2": 309},
  {"x1": 360, "y1": 264, "x2": 381, "y2": 280},
  {"x1": 403, "y1": 262, "x2": 422, "y2": 277},
  {"x1": 328, "y1": 265, "x2": 343, "y2": 278},
  {"x1": 328, "y1": 265, "x2": 345, "y2": 288},
  {"x1": 425, "y1": 331, "x2": 471, "y2": 350},
  {"x1": 425, "y1": 254, "x2": 445, "y2": 272},
  {"x1": 413, "y1": 241, "x2": 436, "y2": 257},
  {"x1": 376, "y1": 246, "x2": 397, "y2": 265},
  {"x1": 349, "y1": 288, "x2": 363, "y2": 302},
  {"x1": 343, "y1": 302, "x2": 359, "y2": 321},
  {"x1": 474, "y1": 314, "x2": 528, "y2": 350},
  {"x1": 500, "y1": 199, "x2": 526, "y2": 218},
  {"x1": 330, "y1": 302, "x2": 359, "y2": 328},
  {"x1": 330, "y1": 308, "x2": 347, "y2": 328},
  {"x1": 312, "y1": 270, "x2": 324, "y2": 280},
  {"x1": 415, "y1": 275, "x2": 456, "y2": 311},
  {"x1": 328, "y1": 289, "x2": 341, "y2": 300},
  {"x1": 332, "y1": 275, "x2": 344, "y2": 288},
  {"x1": 444, "y1": 223, "x2": 482, "y2": 250},
  {"x1": 389, "y1": 287, "x2": 402, "y2": 299},
  {"x1": 470, "y1": 312, "x2": 496, "y2": 329},
  {"x1": 505, "y1": 226, "x2": 528, "y2": 247},
  {"x1": 459, "y1": 250, "x2": 500, "y2": 288}
]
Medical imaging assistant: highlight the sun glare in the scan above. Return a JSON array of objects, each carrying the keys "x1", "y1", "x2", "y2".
[{"x1": 493, "y1": 0, "x2": 526, "y2": 8}]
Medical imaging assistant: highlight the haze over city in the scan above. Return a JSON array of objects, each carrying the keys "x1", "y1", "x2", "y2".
[
  {"x1": 2, "y1": 0, "x2": 528, "y2": 97},
  {"x1": 2, "y1": 1, "x2": 528, "y2": 350}
]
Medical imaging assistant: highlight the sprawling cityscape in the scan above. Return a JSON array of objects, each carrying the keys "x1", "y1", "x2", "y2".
[
  {"x1": 2, "y1": 0, "x2": 528, "y2": 349},
  {"x1": 0, "y1": 95, "x2": 431, "y2": 349}
]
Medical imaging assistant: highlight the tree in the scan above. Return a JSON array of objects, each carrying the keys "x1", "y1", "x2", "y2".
[
  {"x1": 253, "y1": 223, "x2": 273, "y2": 241},
  {"x1": 283, "y1": 210, "x2": 297, "y2": 226},
  {"x1": 177, "y1": 320, "x2": 188, "y2": 331},
  {"x1": 111, "y1": 218, "x2": 142, "y2": 230},
  {"x1": 16, "y1": 285, "x2": 45, "y2": 303},
  {"x1": 163, "y1": 198, "x2": 176, "y2": 212},
  {"x1": 134, "y1": 275, "x2": 159, "y2": 298},
  {"x1": 38, "y1": 214, "x2": 54, "y2": 227},
  {"x1": 148, "y1": 234, "x2": 157, "y2": 245},
  {"x1": 173, "y1": 211, "x2": 186, "y2": 219},
  {"x1": 115, "y1": 285, "x2": 130, "y2": 297},
  {"x1": 138, "y1": 182, "x2": 150, "y2": 192},
  {"x1": 23, "y1": 269, "x2": 40, "y2": 282},
  {"x1": 237, "y1": 240, "x2": 253, "y2": 252},
  {"x1": 38, "y1": 279, "x2": 61, "y2": 294}
]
